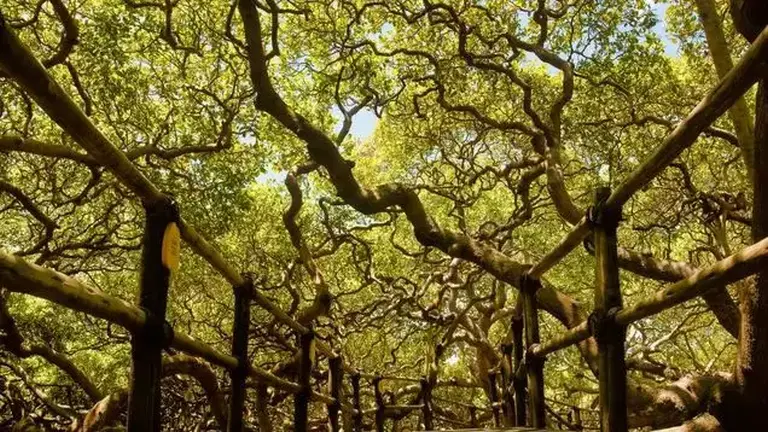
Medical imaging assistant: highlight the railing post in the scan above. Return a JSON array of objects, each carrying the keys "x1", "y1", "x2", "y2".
[
  {"x1": 589, "y1": 186, "x2": 628, "y2": 432},
  {"x1": 488, "y1": 370, "x2": 501, "y2": 427},
  {"x1": 294, "y1": 329, "x2": 315, "y2": 432},
  {"x1": 373, "y1": 376, "x2": 385, "y2": 432},
  {"x1": 328, "y1": 356, "x2": 343, "y2": 432},
  {"x1": 127, "y1": 195, "x2": 179, "y2": 432},
  {"x1": 500, "y1": 343, "x2": 516, "y2": 426},
  {"x1": 469, "y1": 406, "x2": 478, "y2": 427},
  {"x1": 228, "y1": 275, "x2": 253, "y2": 432},
  {"x1": 573, "y1": 407, "x2": 583, "y2": 431},
  {"x1": 351, "y1": 372, "x2": 363, "y2": 432},
  {"x1": 511, "y1": 315, "x2": 527, "y2": 426},
  {"x1": 420, "y1": 376, "x2": 433, "y2": 430},
  {"x1": 520, "y1": 274, "x2": 545, "y2": 428}
]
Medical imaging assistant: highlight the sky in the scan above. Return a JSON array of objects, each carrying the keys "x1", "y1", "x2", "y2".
[
  {"x1": 652, "y1": 1, "x2": 681, "y2": 57},
  {"x1": 335, "y1": 2, "x2": 679, "y2": 142},
  {"x1": 258, "y1": 2, "x2": 680, "y2": 184}
]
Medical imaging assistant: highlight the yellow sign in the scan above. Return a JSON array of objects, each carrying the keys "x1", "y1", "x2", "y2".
[{"x1": 161, "y1": 222, "x2": 181, "y2": 272}]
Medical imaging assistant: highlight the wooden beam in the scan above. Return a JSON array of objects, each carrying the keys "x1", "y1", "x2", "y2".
[
  {"x1": 420, "y1": 377, "x2": 434, "y2": 430},
  {"x1": 488, "y1": 371, "x2": 501, "y2": 427},
  {"x1": 521, "y1": 276, "x2": 545, "y2": 428},
  {"x1": 227, "y1": 277, "x2": 253, "y2": 432},
  {"x1": 373, "y1": 376, "x2": 385, "y2": 432},
  {"x1": 531, "y1": 321, "x2": 590, "y2": 358},
  {"x1": 592, "y1": 187, "x2": 628, "y2": 432},
  {"x1": 351, "y1": 373, "x2": 363, "y2": 432},
  {"x1": 328, "y1": 357, "x2": 343, "y2": 432},
  {"x1": 500, "y1": 343, "x2": 516, "y2": 426},
  {"x1": 615, "y1": 236, "x2": 768, "y2": 325},
  {"x1": 294, "y1": 330, "x2": 315, "y2": 432},
  {"x1": 512, "y1": 316, "x2": 527, "y2": 426},
  {"x1": 525, "y1": 24, "x2": 768, "y2": 279},
  {"x1": 127, "y1": 196, "x2": 177, "y2": 432}
]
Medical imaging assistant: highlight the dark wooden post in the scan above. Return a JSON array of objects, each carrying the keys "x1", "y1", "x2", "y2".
[
  {"x1": 127, "y1": 196, "x2": 179, "y2": 432},
  {"x1": 420, "y1": 377, "x2": 433, "y2": 430},
  {"x1": 469, "y1": 406, "x2": 478, "y2": 427},
  {"x1": 500, "y1": 343, "x2": 516, "y2": 426},
  {"x1": 351, "y1": 372, "x2": 363, "y2": 432},
  {"x1": 488, "y1": 371, "x2": 501, "y2": 427},
  {"x1": 228, "y1": 275, "x2": 253, "y2": 432},
  {"x1": 573, "y1": 407, "x2": 583, "y2": 431},
  {"x1": 732, "y1": 4, "x2": 768, "y2": 430},
  {"x1": 520, "y1": 275, "x2": 545, "y2": 428},
  {"x1": 511, "y1": 316, "x2": 527, "y2": 426},
  {"x1": 373, "y1": 376, "x2": 385, "y2": 432},
  {"x1": 294, "y1": 329, "x2": 315, "y2": 432},
  {"x1": 590, "y1": 186, "x2": 628, "y2": 432},
  {"x1": 328, "y1": 356, "x2": 343, "y2": 432}
]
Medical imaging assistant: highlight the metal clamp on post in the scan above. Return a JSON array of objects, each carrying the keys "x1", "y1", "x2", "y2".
[
  {"x1": 138, "y1": 306, "x2": 175, "y2": 349},
  {"x1": 587, "y1": 307, "x2": 623, "y2": 344},
  {"x1": 585, "y1": 192, "x2": 622, "y2": 231},
  {"x1": 524, "y1": 345, "x2": 546, "y2": 370},
  {"x1": 584, "y1": 191, "x2": 622, "y2": 253}
]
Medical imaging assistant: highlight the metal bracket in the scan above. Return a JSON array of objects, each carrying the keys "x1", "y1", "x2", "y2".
[
  {"x1": 585, "y1": 202, "x2": 622, "y2": 231},
  {"x1": 524, "y1": 346, "x2": 546, "y2": 369},
  {"x1": 587, "y1": 307, "x2": 622, "y2": 344},
  {"x1": 139, "y1": 306, "x2": 175, "y2": 349}
]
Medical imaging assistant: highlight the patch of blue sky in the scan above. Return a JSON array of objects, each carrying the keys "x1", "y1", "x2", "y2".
[
  {"x1": 330, "y1": 105, "x2": 379, "y2": 141},
  {"x1": 254, "y1": 169, "x2": 287, "y2": 185},
  {"x1": 651, "y1": 1, "x2": 681, "y2": 57}
]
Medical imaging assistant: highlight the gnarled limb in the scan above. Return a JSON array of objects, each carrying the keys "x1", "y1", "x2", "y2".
[{"x1": 0, "y1": 290, "x2": 102, "y2": 403}]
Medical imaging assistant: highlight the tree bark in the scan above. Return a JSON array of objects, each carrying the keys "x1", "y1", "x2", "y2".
[
  {"x1": 695, "y1": 0, "x2": 755, "y2": 179},
  {"x1": 734, "y1": 77, "x2": 768, "y2": 429}
]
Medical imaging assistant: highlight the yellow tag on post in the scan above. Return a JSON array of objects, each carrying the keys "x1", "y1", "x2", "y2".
[{"x1": 161, "y1": 222, "x2": 181, "y2": 272}]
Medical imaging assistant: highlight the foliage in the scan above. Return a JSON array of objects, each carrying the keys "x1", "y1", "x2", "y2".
[{"x1": 0, "y1": 0, "x2": 760, "y2": 430}]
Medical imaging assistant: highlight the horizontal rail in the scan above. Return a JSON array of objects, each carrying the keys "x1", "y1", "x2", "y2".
[
  {"x1": 531, "y1": 320, "x2": 590, "y2": 358},
  {"x1": 526, "y1": 24, "x2": 768, "y2": 279},
  {"x1": 363, "y1": 404, "x2": 424, "y2": 416},
  {"x1": 527, "y1": 221, "x2": 590, "y2": 279},
  {"x1": 531, "y1": 236, "x2": 768, "y2": 357},
  {"x1": 432, "y1": 395, "x2": 491, "y2": 411},
  {"x1": 0, "y1": 251, "x2": 358, "y2": 410},
  {"x1": 359, "y1": 372, "x2": 422, "y2": 383}
]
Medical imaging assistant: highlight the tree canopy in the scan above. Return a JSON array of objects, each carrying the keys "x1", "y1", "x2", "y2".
[{"x1": 0, "y1": 0, "x2": 767, "y2": 430}]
